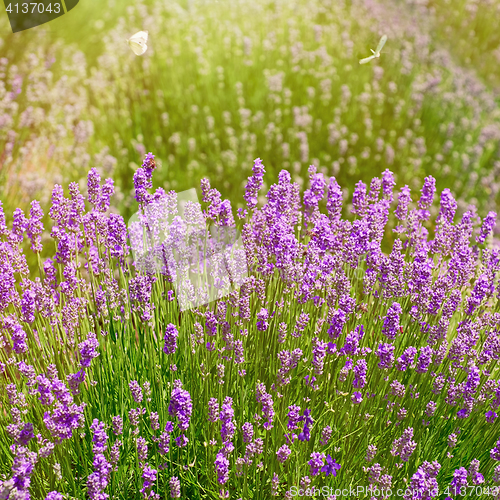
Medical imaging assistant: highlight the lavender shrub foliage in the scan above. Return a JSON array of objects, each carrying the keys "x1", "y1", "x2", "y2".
[{"x1": 1, "y1": 155, "x2": 500, "y2": 498}]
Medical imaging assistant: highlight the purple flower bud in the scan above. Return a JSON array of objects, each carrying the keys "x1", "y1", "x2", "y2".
[
  {"x1": 477, "y1": 211, "x2": 497, "y2": 244},
  {"x1": 308, "y1": 452, "x2": 326, "y2": 476},
  {"x1": 129, "y1": 380, "x2": 143, "y2": 404},
  {"x1": 277, "y1": 444, "x2": 292, "y2": 463},
  {"x1": 382, "y1": 302, "x2": 402, "y2": 340},
  {"x1": 169, "y1": 476, "x2": 181, "y2": 498},
  {"x1": 352, "y1": 391, "x2": 363, "y2": 404},
  {"x1": 244, "y1": 158, "x2": 266, "y2": 211},
  {"x1": 79, "y1": 333, "x2": 100, "y2": 368},
  {"x1": 164, "y1": 323, "x2": 179, "y2": 355}
]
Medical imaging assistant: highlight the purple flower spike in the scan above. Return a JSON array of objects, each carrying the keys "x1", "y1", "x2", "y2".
[
  {"x1": 352, "y1": 181, "x2": 367, "y2": 216},
  {"x1": 477, "y1": 211, "x2": 497, "y2": 244},
  {"x1": 129, "y1": 380, "x2": 143, "y2": 404},
  {"x1": 277, "y1": 444, "x2": 291, "y2": 463},
  {"x1": 395, "y1": 185, "x2": 411, "y2": 222},
  {"x1": 382, "y1": 302, "x2": 402, "y2": 340},
  {"x1": 87, "y1": 168, "x2": 101, "y2": 206},
  {"x1": 450, "y1": 467, "x2": 468, "y2": 493},
  {"x1": 244, "y1": 158, "x2": 266, "y2": 211},
  {"x1": 256, "y1": 383, "x2": 274, "y2": 430},
  {"x1": 303, "y1": 167, "x2": 326, "y2": 222},
  {"x1": 437, "y1": 188, "x2": 457, "y2": 224},
  {"x1": 382, "y1": 169, "x2": 396, "y2": 203},
  {"x1": 79, "y1": 333, "x2": 100, "y2": 368},
  {"x1": 27, "y1": 200, "x2": 44, "y2": 252},
  {"x1": 491, "y1": 438, "x2": 500, "y2": 461},
  {"x1": 134, "y1": 153, "x2": 157, "y2": 205},
  {"x1": 418, "y1": 176, "x2": 436, "y2": 211},
  {"x1": 141, "y1": 466, "x2": 158, "y2": 498},
  {"x1": 215, "y1": 452, "x2": 230, "y2": 485},
  {"x1": 256, "y1": 308, "x2": 269, "y2": 331},
  {"x1": 0, "y1": 201, "x2": 8, "y2": 236},
  {"x1": 404, "y1": 461, "x2": 440, "y2": 500},
  {"x1": 4, "y1": 315, "x2": 29, "y2": 354},
  {"x1": 169, "y1": 476, "x2": 181, "y2": 498},
  {"x1": 327, "y1": 177, "x2": 343, "y2": 222},
  {"x1": 377, "y1": 343, "x2": 395, "y2": 369},
  {"x1": 163, "y1": 323, "x2": 179, "y2": 355},
  {"x1": 168, "y1": 380, "x2": 192, "y2": 432}
]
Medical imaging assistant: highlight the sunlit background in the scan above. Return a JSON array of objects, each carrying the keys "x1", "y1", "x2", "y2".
[{"x1": 1, "y1": 0, "x2": 500, "y2": 227}]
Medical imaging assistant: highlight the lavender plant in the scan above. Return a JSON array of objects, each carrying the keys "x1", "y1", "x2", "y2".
[{"x1": 1, "y1": 154, "x2": 500, "y2": 499}]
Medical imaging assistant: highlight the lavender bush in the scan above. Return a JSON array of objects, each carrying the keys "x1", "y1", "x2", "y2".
[{"x1": 1, "y1": 154, "x2": 500, "y2": 499}]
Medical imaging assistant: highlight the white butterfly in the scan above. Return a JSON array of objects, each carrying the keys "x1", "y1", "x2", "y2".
[
  {"x1": 359, "y1": 35, "x2": 387, "y2": 64},
  {"x1": 127, "y1": 30, "x2": 148, "y2": 56}
]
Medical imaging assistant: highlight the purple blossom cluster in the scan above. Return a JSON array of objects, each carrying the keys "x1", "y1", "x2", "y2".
[
  {"x1": 163, "y1": 323, "x2": 179, "y2": 355},
  {"x1": 87, "y1": 419, "x2": 111, "y2": 500},
  {"x1": 168, "y1": 380, "x2": 192, "y2": 434}
]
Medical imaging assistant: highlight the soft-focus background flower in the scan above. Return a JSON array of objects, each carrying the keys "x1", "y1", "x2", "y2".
[{"x1": 1, "y1": 0, "x2": 500, "y2": 224}]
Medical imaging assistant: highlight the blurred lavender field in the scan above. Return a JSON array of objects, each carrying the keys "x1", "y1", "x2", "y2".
[{"x1": 1, "y1": 0, "x2": 500, "y2": 224}]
